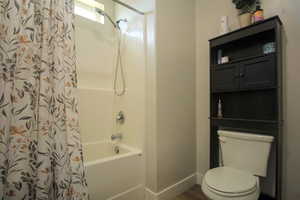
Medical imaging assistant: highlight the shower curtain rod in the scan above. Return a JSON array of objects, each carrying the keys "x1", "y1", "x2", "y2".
[{"x1": 111, "y1": 0, "x2": 145, "y2": 15}]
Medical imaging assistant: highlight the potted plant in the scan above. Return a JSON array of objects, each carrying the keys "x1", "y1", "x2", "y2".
[{"x1": 232, "y1": 0, "x2": 258, "y2": 27}]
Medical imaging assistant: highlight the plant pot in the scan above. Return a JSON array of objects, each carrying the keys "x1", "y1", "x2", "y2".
[{"x1": 239, "y1": 13, "x2": 252, "y2": 27}]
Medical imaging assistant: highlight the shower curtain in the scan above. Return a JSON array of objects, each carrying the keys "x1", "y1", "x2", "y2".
[{"x1": 0, "y1": 0, "x2": 88, "y2": 199}]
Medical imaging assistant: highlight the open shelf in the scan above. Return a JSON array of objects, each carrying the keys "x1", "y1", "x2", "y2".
[
  {"x1": 211, "y1": 29, "x2": 276, "y2": 66},
  {"x1": 212, "y1": 90, "x2": 278, "y2": 121},
  {"x1": 212, "y1": 53, "x2": 276, "y2": 68}
]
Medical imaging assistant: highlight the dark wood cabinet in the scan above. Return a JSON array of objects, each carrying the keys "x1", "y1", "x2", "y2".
[
  {"x1": 213, "y1": 54, "x2": 276, "y2": 92},
  {"x1": 209, "y1": 17, "x2": 283, "y2": 200}
]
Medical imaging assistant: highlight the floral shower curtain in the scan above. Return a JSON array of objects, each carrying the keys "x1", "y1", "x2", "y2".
[{"x1": 0, "y1": 0, "x2": 88, "y2": 199}]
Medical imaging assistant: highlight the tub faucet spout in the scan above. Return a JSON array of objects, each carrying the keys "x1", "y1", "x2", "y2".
[{"x1": 111, "y1": 133, "x2": 123, "y2": 141}]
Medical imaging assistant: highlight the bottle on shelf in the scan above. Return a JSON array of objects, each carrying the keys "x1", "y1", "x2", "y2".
[{"x1": 217, "y1": 98, "x2": 223, "y2": 118}]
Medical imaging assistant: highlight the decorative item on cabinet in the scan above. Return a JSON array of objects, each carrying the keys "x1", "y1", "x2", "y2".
[
  {"x1": 263, "y1": 42, "x2": 276, "y2": 54},
  {"x1": 220, "y1": 16, "x2": 230, "y2": 35},
  {"x1": 239, "y1": 12, "x2": 252, "y2": 27},
  {"x1": 252, "y1": 1, "x2": 264, "y2": 23},
  {"x1": 221, "y1": 56, "x2": 229, "y2": 64},
  {"x1": 232, "y1": 0, "x2": 261, "y2": 27}
]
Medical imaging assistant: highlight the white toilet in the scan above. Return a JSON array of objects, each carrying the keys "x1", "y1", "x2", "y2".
[{"x1": 202, "y1": 130, "x2": 274, "y2": 200}]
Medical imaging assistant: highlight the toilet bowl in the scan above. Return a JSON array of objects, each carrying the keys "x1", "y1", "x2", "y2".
[
  {"x1": 202, "y1": 130, "x2": 274, "y2": 200},
  {"x1": 202, "y1": 167, "x2": 260, "y2": 200}
]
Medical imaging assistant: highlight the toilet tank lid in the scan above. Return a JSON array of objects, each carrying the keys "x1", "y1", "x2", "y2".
[{"x1": 218, "y1": 130, "x2": 274, "y2": 143}]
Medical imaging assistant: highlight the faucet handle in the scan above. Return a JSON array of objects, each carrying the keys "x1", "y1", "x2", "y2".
[{"x1": 116, "y1": 111, "x2": 125, "y2": 124}]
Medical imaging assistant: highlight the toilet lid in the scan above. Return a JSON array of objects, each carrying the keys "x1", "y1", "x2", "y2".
[{"x1": 205, "y1": 167, "x2": 257, "y2": 195}]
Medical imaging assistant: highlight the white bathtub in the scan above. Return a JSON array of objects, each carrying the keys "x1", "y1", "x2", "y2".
[{"x1": 84, "y1": 141, "x2": 144, "y2": 200}]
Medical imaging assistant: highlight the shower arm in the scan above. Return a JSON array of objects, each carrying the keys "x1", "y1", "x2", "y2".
[{"x1": 95, "y1": 8, "x2": 118, "y2": 29}]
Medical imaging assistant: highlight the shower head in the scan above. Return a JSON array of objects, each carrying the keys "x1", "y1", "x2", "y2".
[
  {"x1": 116, "y1": 19, "x2": 128, "y2": 31},
  {"x1": 116, "y1": 19, "x2": 128, "y2": 24}
]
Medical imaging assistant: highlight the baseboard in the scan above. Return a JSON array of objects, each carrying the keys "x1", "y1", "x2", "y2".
[
  {"x1": 145, "y1": 173, "x2": 196, "y2": 200},
  {"x1": 108, "y1": 185, "x2": 144, "y2": 200},
  {"x1": 196, "y1": 172, "x2": 204, "y2": 185},
  {"x1": 145, "y1": 188, "x2": 157, "y2": 200}
]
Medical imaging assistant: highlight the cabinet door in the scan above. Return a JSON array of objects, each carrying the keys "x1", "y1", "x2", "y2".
[
  {"x1": 240, "y1": 55, "x2": 276, "y2": 89},
  {"x1": 212, "y1": 64, "x2": 239, "y2": 92}
]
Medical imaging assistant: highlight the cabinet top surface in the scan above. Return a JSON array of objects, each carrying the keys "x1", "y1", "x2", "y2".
[{"x1": 209, "y1": 16, "x2": 282, "y2": 43}]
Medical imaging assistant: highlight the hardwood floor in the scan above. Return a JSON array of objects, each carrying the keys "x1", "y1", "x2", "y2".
[{"x1": 173, "y1": 185, "x2": 208, "y2": 200}]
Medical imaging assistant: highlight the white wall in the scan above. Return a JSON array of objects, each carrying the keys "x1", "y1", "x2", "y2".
[
  {"x1": 76, "y1": 0, "x2": 147, "y2": 148},
  {"x1": 76, "y1": 0, "x2": 116, "y2": 143},
  {"x1": 78, "y1": 88, "x2": 114, "y2": 143},
  {"x1": 196, "y1": 0, "x2": 300, "y2": 199},
  {"x1": 269, "y1": 1, "x2": 300, "y2": 199},
  {"x1": 195, "y1": 0, "x2": 239, "y2": 184},
  {"x1": 76, "y1": 0, "x2": 116, "y2": 89},
  {"x1": 146, "y1": 0, "x2": 197, "y2": 193},
  {"x1": 145, "y1": 8, "x2": 158, "y2": 192},
  {"x1": 144, "y1": 0, "x2": 197, "y2": 195},
  {"x1": 113, "y1": 4, "x2": 147, "y2": 150},
  {"x1": 117, "y1": 0, "x2": 160, "y2": 192}
]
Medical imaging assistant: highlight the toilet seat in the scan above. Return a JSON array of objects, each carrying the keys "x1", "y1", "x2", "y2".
[{"x1": 202, "y1": 167, "x2": 260, "y2": 199}]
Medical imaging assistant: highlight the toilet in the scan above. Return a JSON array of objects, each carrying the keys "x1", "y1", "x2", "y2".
[{"x1": 202, "y1": 130, "x2": 274, "y2": 200}]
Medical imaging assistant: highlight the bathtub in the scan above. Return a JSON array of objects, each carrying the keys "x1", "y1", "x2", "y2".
[{"x1": 84, "y1": 141, "x2": 144, "y2": 200}]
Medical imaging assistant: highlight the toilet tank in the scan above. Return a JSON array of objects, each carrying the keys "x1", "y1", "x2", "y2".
[{"x1": 218, "y1": 130, "x2": 274, "y2": 177}]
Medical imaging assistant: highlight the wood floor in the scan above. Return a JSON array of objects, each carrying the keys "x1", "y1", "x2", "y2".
[{"x1": 173, "y1": 185, "x2": 208, "y2": 200}]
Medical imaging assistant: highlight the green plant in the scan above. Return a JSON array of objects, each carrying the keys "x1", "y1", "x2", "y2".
[{"x1": 232, "y1": 0, "x2": 259, "y2": 14}]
